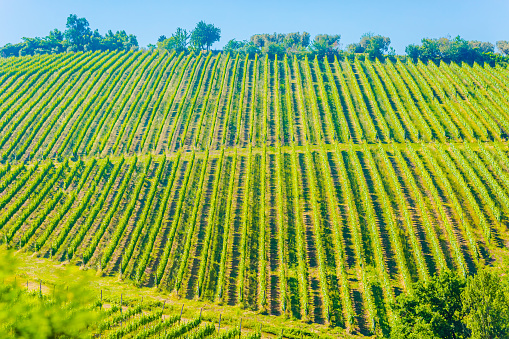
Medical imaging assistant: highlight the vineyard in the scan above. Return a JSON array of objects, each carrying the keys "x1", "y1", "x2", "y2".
[{"x1": 1, "y1": 50, "x2": 509, "y2": 335}]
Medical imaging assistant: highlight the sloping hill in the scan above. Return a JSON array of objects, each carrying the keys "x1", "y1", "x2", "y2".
[{"x1": 1, "y1": 50, "x2": 509, "y2": 336}]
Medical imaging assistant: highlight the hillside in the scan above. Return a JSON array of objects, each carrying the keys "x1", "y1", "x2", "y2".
[{"x1": 1, "y1": 50, "x2": 509, "y2": 336}]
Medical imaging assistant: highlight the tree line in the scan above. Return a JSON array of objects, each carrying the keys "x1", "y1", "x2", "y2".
[
  {"x1": 1, "y1": 14, "x2": 139, "y2": 57},
  {"x1": 2, "y1": 14, "x2": 509, "y2": 66}
]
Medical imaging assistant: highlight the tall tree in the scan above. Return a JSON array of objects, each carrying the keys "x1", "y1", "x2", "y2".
[
  {"x1": 347, "y1": 33, "x2": 391, "y2": 59},
  {"x1": 391, "y1": 270, "x2": 467, "y2": 339},
  {"x1": 64, "y1": 14, "x2": 92, "y2": 51},
  {"x1": 310, "y1": 34, "x2": 341, "y2": 57},
  {"x1": 190, "y1": 21, "x2": 221, "y2": 51},
  {"x1": 497, "y1": 41, "x2": 509, "y2": 55},
  {"x1": 468, "y1": 40, "x2": 494, "y2": 53},
  {"x1": 157, "y1": 28, "x2": 189, "y2": 53},
  {"x1": 463, "y1": 270, "x2": 509, "y2": 339},
  {"x1": 360, "y1": 33, "x2": 391, "y2": 59}
]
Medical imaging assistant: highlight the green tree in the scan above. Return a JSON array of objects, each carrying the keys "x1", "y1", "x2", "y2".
[
  {"x1": 101, "y1": 30, "x2": 138, "y2": 51},
  {"x1": 224, "y1": 39, "x2": 246, "y2": 53},
  {"x1": 190, "y1": 21, "x2": 221, "y2": 51},
  {"x1": 310, "y1": 34, "x2": 341, "y2": 58},
  {"x1": 263, "y1": 43, "x2": 285, "y2": 59},
  {"x1": 468, "y1": 41, "x2": 494, "y2": 54},
  {"x1": 64, "y1": 14, "x2": 92, "y2": 51},
  {"x1": 360, "y1": 32, "x2": 391, "y2": 59},
  {"x1": 391, "y1": 270, "x2": 468, "y2": 339},
  {"x1": 283, "y1": 32, "x2": 311, "y2": 48},
  {"x1": 462, "y1": 269, "x2": 509, "y2": 339},
  {"x1": 405, "y1": 44, "x2": 422, "y2": 61},
  {"x1": 158, "y1": 28, "x2": 190, "y2": 53},
  {"x1": 497, "y1": 41, "x2": 509, "y2": 55}
]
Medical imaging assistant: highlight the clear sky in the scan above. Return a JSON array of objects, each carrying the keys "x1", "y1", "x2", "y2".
[{"x1": 1, "y1": 0, "x2": 508, "y2": 53}]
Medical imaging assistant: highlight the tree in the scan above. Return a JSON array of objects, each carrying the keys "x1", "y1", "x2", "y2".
[
  {"x1": 283, "y1": 32, "x2": 311, "y2": 48},
  {"x1": 359, "y1": 32, "x2": 391, "y2": 59},
  {"x1": 440, "y1": 36, "x2": 472, "y2": 62},
  {"x1": 190, "y1": 21, "x2": 221, "y2": 51},
  {"x1": 0, "y1": 43, "x2": 24, "y2": 57},
  {"x1": 250, "y1": 32, "x2": 310, "y2": 52},
  {"x1": 223, "y1": 39, "x2": 260, "y2": 57},
  {"x1": 468, "y1": 40, "x2": 494, "y2": 54},
  {"x1": 250, "y1": 34, "x2": 267, "y2": 47},
  {"x1": 462, "y1": 269, "x2": 509, "y2": 339},
  {"x1": 263, "y1": 43, "x2": 285, "y2": 59},
  {"x1": 101, "y1": 30, "x2": 138, "y2": 51},
  {"x1": 64, "y1": 14, "x2": 92, "y2": 51},
  {"x1": 158, "y1": 27, "x2": 189, "y2": 53},
  {"x1": 405, "y1": 44, "x2": 421, "y2": 61},
  {"x1": 405, "y1": 36, "x2": 499, "y2": 63},
  {"x1": 1, "y1": 14, "x2": 138, "y2": 56},
  {"x1": 224, "y1": 39, "x2": 246, "y2": 53},
  {"x1": 497, "y1": 41, "x2": 509, "y2": 55},
  {"x1": 346, "y1": 42, "x2": 364, "y2": 54},
  {"x1": 310, "y1": 34, "x2": 341, "y2": 58},
  {"x1": 391, "y1": 270, "x2": 468, "y2": 339}
]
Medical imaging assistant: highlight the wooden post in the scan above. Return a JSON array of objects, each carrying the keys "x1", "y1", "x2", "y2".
[
  {"x1": 39, "y1": 280, "x2": 42, "y2": 296},
  {"x1": 179, "y1": 304, "x2": 184, "y2": 323},
  {"x1": 199, "y1": 307, "x2": 202, "y2": 319},
  {"x1": 120, "y1": 294, "x2": 122, "y2": 313},
  {"x1": 239, "y1": 318, "x2": 242, "y2": 338},
  {"x1": 218, "y1": 314, "x2": 221, "y2": 332}
]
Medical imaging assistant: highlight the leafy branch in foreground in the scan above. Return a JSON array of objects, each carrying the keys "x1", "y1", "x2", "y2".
[{"x1": 391, "y1": 268, "x2": 509, "y2": 339}]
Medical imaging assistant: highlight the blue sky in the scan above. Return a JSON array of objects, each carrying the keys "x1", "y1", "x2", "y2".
[{"x1": 1, "y1": 0, "x2": 508, "y2": 53}]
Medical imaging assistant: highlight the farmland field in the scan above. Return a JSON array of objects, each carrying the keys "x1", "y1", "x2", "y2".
[{"x1": 1, "y1": 50, "x2": 509, "y2": 335}]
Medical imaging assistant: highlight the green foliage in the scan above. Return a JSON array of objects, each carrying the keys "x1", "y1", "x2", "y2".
[
  {"x1": 497, "y1": 40, "x2": 509, "y2": 55},
  {"x1": 250, "y1": 32, "x2": 310, "y2": 49},
  {"x1": 263, "y1": 43, "x2": 286, "y2": 59},
  {"x1": 405, "y1": 36, "x2": 503, "y2": 64},
  {"x1": 65, "y1": 14, "x2": 92, "y2": 51},
  {"x1": 348, "y1": 32, "x2": 391, "y2": 60},
  {"x1": 392, "y1": 269, "x2": 509, "y2": 339},
  {"x1": 158, "y1": 28, "x2": 190, "y2": 53},
  {"x1": 190, "y1": 21, "x2": 221, "y2": 51},
  {"x1": 0, "y1": 14, "x2": 138, "y2": 57},
  {"x1": 0, "y1": 248, "x2": 100, "y2": 338},
  {"x1": 463, "y1": 270, "x2": 509, "y2": 339},
  {"x1": 249, "y1": 32, "x2": 312, "y2": 57},
  {"x1": 309, "y1": 34, "x2": 341, "y2": 58},
  {"x1": 392, "y1": 270, "x2": 467, "y2": 338},
  {"x1": 223, "y1": 39, "x2": 260, "y2": 56}
]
